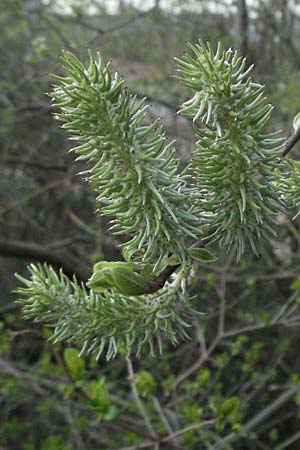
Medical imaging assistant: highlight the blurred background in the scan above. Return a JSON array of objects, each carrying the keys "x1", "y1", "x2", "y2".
[{"x1": 1, "y1": 1, "x2": 300, "y2": 449}]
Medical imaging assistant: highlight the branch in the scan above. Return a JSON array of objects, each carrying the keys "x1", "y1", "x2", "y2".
[
  {"x1": 0, "y1": 176, "x2": 74, "y2": 216},
  {"x1": 0, "y1": 238, "x2": 88, "y2": 281},
  {"x1": 148, "y1": 264, "x2": 180, "y2": 293},
  {"x1": 153, "y1": 396, "x2": 183, "y2": 450},
  {"x1": 126, "y1": 357, "x2": 158, "y2": 440},
  {"x1": 2, "y1": 157, "x2": 67, "y2": 172},
  {"x1": 283, "y1": 128, "x2": 300, "y2": 157},
  {"x1": 172, "y1": 336, "x2": 220, "y2": 390},
  {"x1": 162, "y1": 421, "x2": 216, "y2": 443},
  {"x1": 53, "y1": 6, "x2": 156, "y2": 36}
]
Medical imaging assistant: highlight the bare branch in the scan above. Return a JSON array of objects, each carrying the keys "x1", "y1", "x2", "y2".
[
  {"x1": 126, "y1": 357, "x2": 158, "y2": 440},
  {"x1": 0, "y1": 238, "x2": 89, "y2": 281}
]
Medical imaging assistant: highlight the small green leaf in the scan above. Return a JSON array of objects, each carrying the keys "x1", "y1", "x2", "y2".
[
  {"x1": 220, "y1": 396, "x2": 240, "y2": 418},
  {"x1": 196, "y1": 368, "x2": 211, "y2": 387},
  {"x1": 153, "y1": 254, "x2": 180, "y2": 274},
  {"x1": 103, "y1": 404, "x2": 120, "y2": 421},
  {"x1": 111, "y1": 267, "x2": 150, "y2": 296},
  {"x1": 86, "y1": 269, "x2": 111, "y2": 291},
  {"x1": 136, "y1": 370, "x2": 156, "y2": 397},
  {"x1": 89, "y1": 261, "x2": 152, "y2": 295},
  {"x1": 93, "y1": 261, "x2": 138, "y2": 272},
  {"x1": 87, "y1": 377, "x2": 110, "y2": 415},
  {"x1": 64, "y1": 348, "x2": 85, "y2": 380},
  {"x1": 188, "y1": 248, "x2": 217, "y2": 263},
  {"x1": 87, "y1": 261, "x2": 142, "y2": 292}
]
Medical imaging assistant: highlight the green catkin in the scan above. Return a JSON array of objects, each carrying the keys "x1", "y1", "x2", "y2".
[
  {"x1": 176, "y1": 40, "x2": 284, "y2": 259},
  {"x1": 51, "y1": 50, "x2": 201, "y2": 266}
]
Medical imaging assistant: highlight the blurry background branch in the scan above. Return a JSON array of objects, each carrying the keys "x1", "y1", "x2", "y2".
[{"x1": 0, "y1": 239, "x2": 89, "y2": 280}]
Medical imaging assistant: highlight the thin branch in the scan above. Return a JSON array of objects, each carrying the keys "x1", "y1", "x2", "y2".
[
  {"x1": 197, "y1": 270, "x2": 300, "y2": 283},
  {"x1": 283, "y1": 128, "x2": 300, "y2": 157},
  {"x1": 53, "y1": 6, "x2": 156, "y2": 36},
  {"x1": 162, "y1": 421, "x2": 216, "y2": 442},
  {"x1": 0, "y1": 175, "x2": 75, "y2": 216},
  {"x1": 275, "y1": 429, "x2": 300, "y2": 449},
  {"x1": 148, "y1": 264, "x2": 180, "y2": 293},
  {"x1": 0, "y1": 238, "x2": 89, "y2": 281},
  {"x1": 172, "y1": 336, "x2": 219, "y2": 390},
  {"x1": 126, "y1": 357, "x2": 158, "y2": 440},
  {"x1": 1, "y1": 157, "x2": 67, "y2": 172},
  {"x1": 113, "y1": 442, "x2": 154, "y2": 450},
  {"x1": 223, "y1": 321, "x2": 283, "y2": 338},
  {"x1": 215, "y1": 384, "x2": 300, "y2": 449},
  {"x1": 153, "y1": 397, "x2": 182, "y2": 450}
]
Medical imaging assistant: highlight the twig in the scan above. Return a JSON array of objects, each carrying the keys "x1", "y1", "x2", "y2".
[
  {"x1": 271, "y1": 291, "x2": 298, "y2": 323},
  {"x1": 172, "y1": 336, "x2": 219, "y2": 390},
  {"x1": 275, "y1": 429, "x2": 300, "y2": 449},
  {"x1": 153, "y1": 397, "x2": 182, "y2": 450},
  {"x1": 223, "y1": 321, "x2": 282, "y2": 338},
  {"x1": 283, "y1": 128, "x2": 300, "y2": 157},
  {"x1": 0, "y1": 238, "x2": 89, "y2": 281},
  {"x1": 113, "y1": 442, "x2": 153, "y2": 450},
  {"x1": 197, "y1": 270, "x2": 300, "y2": 283},
  {"x1": 0, "y1": 175, "x2": 75, "y2": 216},
  {"x1": 162, "y1": 421, "x2": 216, "y2": 442},
  {"x1": 55, "y1": 6, "x2": 156, "y2": 36},
  {"x1": 148, "y1": 264, "x2": 180, "y2": 293},
  {"x1": 126, "y1": 358, "x2": 158, "y2": 440},
  {"x1": 214, "y1": 384, "x2": 300, "y2": 449}
]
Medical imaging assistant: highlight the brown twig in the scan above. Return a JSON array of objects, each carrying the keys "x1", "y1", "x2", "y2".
[
  {"x1": 283, "y1": 128, "x2": 300, "y2": 157},
  {"x1": 148, "y1": 264, "x2": 180, "y2": 293}
]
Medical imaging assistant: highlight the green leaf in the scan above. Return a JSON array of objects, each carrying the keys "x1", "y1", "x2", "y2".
[
  {"x1": 220, "y1": 396, "x2": 240, "y2": 418},
  {"x1": 103, "y1": 404, "x2": 120, "y2": 421},
  {"x1": 93, "y1": 261, "x2": 138, "y2": 272},
  {"x1": 136, "y1": 370, "x2": 156, "y2": 397},
  {"x1": 64, "y1": 348, "x2": 85, "y2": 380},
  {"x1": 86, "y1": 270, "x2": 112, "y2": 291},
  {"x1": 196, "y1": 368, "x2": 211, "y2": 387},
  {"x1": 87, "y1": 261, "x2": 142, "y2": 292},
  {"x1": 110, "y1": 267, "x2": 150, "y2": 296},
  {"x1": 87, "y1": 377, "x2": 110, "y2": 415},
  {"x1": 88, "y1": 261, "x2": 152, "y2": 295},
  {"x1": 188, "y1": 248, "x2": 217, "y2": 263}
]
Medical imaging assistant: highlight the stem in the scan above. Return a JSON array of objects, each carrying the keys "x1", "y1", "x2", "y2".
[
  {"x1": 283, "y1": 128, "x2": 300, "y2": 157},
  {"x1": 148, "y1": 264, "x2": 180, "y2": 293},
  {"x1": 126, "y1": 357, "x2": 158, "y2": 440}
]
